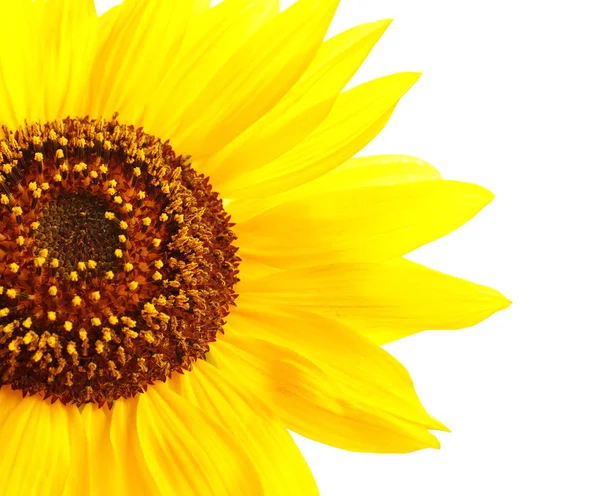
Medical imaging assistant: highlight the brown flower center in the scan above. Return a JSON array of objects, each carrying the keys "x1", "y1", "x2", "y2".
[{"x1": 0, "y1": 116, "x2": 240, "y2": 406}]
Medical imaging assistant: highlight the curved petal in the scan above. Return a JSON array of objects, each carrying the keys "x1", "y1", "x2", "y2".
[
  {"x1": 0, "y1": 388, "x2": 87, "y2": 496},
  {"x1": 236, "y1": 179, "x2": 493, "y2": 268},
  {"x1": 237, "y1": 259, "x2": 510, "y2": 345},
  {"x1": 217, "y1": 72, "x2": 420, "y2": 199},
  {"x1": 226, "y1": 154, "x2": 441, "y2": 223},
  {"x1": 82, "y1": 401, "x2": 159, "y2": 496},
  {"x1": 137, "y1": 383, "x2": 264, "y2": 495},
  {"x1": 174, "y1": 0, "x2": 340, "y2": 157},
  {"x1": 170, "y1": 361, "x2": 318, "y2": 495},
  {"x1": 210, "y1": 309, "x2": 446, "y2": 453},
  {"x1": 205, "y1": 19, "x2": 392, "y2": 181}
]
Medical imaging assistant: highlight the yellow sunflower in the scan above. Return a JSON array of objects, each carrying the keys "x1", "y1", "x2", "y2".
[{"x1": 0, "y1": 0, "x2": 509, "y2": 494}]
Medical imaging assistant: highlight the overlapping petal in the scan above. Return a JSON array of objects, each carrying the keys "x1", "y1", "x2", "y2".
[{"x1": 210, "y1": 309, "x2": 447, "y2": 453}]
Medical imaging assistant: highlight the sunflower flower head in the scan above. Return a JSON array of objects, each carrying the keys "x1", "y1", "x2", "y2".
[{"x1": 0, "y1": 0, "x2": 509, "y2": 494}]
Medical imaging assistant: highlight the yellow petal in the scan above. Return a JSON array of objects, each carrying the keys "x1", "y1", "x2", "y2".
[
  {"x1": 0, "y1": 1, "x2": 42, "y2": 125},
  {"x1": 170, "y1": 361, "x2": 318, "y2": 495},
  {"x1": 237, "y1": 259, "x2": 510, "y2": 345},
  {"x1": 82, "y1": 402, "x2": 158, "y2": 496},
  {"x1": 210, "y1": 309, "x2": 446, "y2": 453},
  {"x1": 219, "y1": 72, "x2": 421, "y2": 199},
  {"x1": 227, "y1": 154, "x2": 441, "y2": 223},
  {"x1": 174, "y1": 0, "x2": 340, "y2": 157},
  {"x1": 205, "y1": 19, "x2": 392, "y2": 181},
  {"x1": 89, "y1": 0, "x2": 196, "y2": 124},
  {"x1": 39, "y1": 0, "x2": 98, "y2": 121},
  {"x1": 0, "y1": 388, "x2": 85, "y2": 495},
  {"x1": 137, "y1": 383, "x2": 263, "y2": 495},
  {"x1": 236, "y1": 179, "x2": 493, "y2": 268},
  {"x1": 145, "y1": 0, "x2": 280, "y2": 140}
]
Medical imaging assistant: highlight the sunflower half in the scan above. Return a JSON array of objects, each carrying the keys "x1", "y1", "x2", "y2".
[{"x1": 0, "y1": 0, "x2": 509, "y2": 494}]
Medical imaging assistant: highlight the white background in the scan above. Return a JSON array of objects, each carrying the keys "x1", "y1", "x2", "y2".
[{"x1": 96, "y1": 1, "x2": 600, "y2": 494}]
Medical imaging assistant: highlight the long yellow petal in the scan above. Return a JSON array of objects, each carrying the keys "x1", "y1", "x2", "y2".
[
  {"x1": 82, "y1": 402, "x2": 158, "y2": 496},
  {"x1": 39, "y1": 0, "x2": 98, "y2": 121},
  {"x1": 218, "y1": 72, "x2": 420, "y2": 199},
  {"x1": 137, "y1": 383, "x2": 264, "y2": 495},
  {"x1": 88, "y1": 0, "x2": 196, "y2": 123},
  {"x1": 226, "y1": 154, "x2": 441, "y2": 223},
  {"x1": 174, "y1": 0, "x2": 340, "y2": 157},
  {"x1": 170, "y1": 361, "x2": 318, "y2": 495},
  {"x1": 237, "y1": 259, "x2": 510, "y2": 345},
  {"x1": 236, "y1": 179, "x2": 493, "y2": 268},
  {"x1": 205, "y1": 19, "x2": 392, "y2": 180},
  {"x1": 0, "y1": 389, "x2": 85, "y2": 495},
  {"x1": 119, "y1": 0, "x2": 279, "y2": 139},
  {"x1": 210, "y1": 310, "x2": 446, "y2": 453}
]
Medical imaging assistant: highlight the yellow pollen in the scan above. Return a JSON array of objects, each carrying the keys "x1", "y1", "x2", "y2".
[
  {"x1": 1, "y1": 194, "x2": 9, "y2": 205},
  {"x1": 161, "y1": 184, "x2": 170, "y2": 194},
  {"x1": 48, "y1": 286, "x2": 58, "y2": 296},
  {"x1": 28, "y1": 181, "x2": 38, "y2": 191},
  {"x1": 107, "y1": 187, "x2": 116, "y2": 196},
  {"x1": 39, "y1": 249, "x2": 49, "y2": 258},
  {"x1": 152, "y1": 238, "x2": 161, "y2": 248},
  {"x1": 12, "y1": 206, "x2": 23, "y2": 216},
  {"x1": 175, "y1": 214, "x2": 184, "y2": 223},
  {"x1": 105, "y1": 271, "x2": 115, "y2": 280},
  {"x1": 128, "y1": 281, "x2": 139, "y2": 291},
  {"x1": 34, "y1": 257, "x2": 46, "y2": 267},
  {"x1": 77, "y1": 261, "x2": 86, "y2": 271},
  {"x1": 58, "y1": 137, "x2": 68, "y2": 146},
  {"x1": 152, "y1": 271, "x2": 163, "y2": 281},
  {"x1": 91, "y1": 317, "x2": 102, "y2": 327},
  {"x1": 114, "y1": 249, "x2": 123, "y2": 258},
  {"x1": 99, "y1": 165, "x2": 108, "y2": 174},
  {"x1": 124, "y1": 262, "x2": 134, "y2": 272},
  {"x1": 32, "y1": 136, "x2": 42, "y2": 145},
  {"x1": 138, "y1": 191, "x2": 146, "y2": 200},
  {"x1": 34, "y1": 152, "x2": 43, "y2": 162},
  {"x1": 133, "y1": 167, "x2": 141, "y2": 177},
  {"x1": 69, "y1": 271, "x2": 79, "y2": 282},
  {"x1": 143, "y1": 303, "x2": 158, "y2": 316},
  {"x1": 124, "y1": 203, "x2": 133, "y2": 212},
  {"x1": 74, "y1": 162, "x2": 87, "y2": 172},
  {"x1": 142, "y1": 217, "x2": 152, "y2": 226},
  {"x1": 47, "y1": 311, "x2": 57, "y2": 321},
  {"x1": 55, "y1": 149, "x2": 65, "y2": 159},
  {"x1": 108, "y1": 179, "x2": 117, "y2": 188},
  {"x1": 121, "y1": 316, "x2": 137, "y2": 328},
  {"x1": 47, "y1": 336, "x2": 57, "y2": 348},
  {"x1": 105, "y1": 211, "x2": 115, "y2": 220},
  {"x1": 33, "y1": 350, "x2": 44, "y2": 362},
  {"x1": 104, "y1": 141, "x2": 112, "y2": 150},
  {"x1": 119, "y1": 221, "x2": 128, "y2": 230},
  {"x1": 118, "y1": 234, "x2": 126, "y2": 243},
  {"x1": 0, "y1": 308, "x2": 10, "y2": 317},
  {"x1": 72, "y1": 296, "x2": 82, "y2": 307},
  {"x1": 67, "y1": 342, "x2": 77, "y2": 355},
  {"x1": 33, "y1": 189, "x2": 42, "y2": 199},
  {"x1": 64, "y1": 321, "x2": 73, "y2": 331},
  {"x1": 95, "y1": 341, "x2": 105, "y2": 354},
  {"x1": 90, "y1": 170, "x2": 98, "y2": 179},
  {"x1": 113, "y1": 196, "x2": 123, "y2": 204},
  {"x1": 23, "y1": 331, "x2": 36, "y2": 344},
  {"x1": 155, "y1": 260, "x2": 164, "y2": 269},
  {"x1": 41, "y1": 182, "x2": 50, "y2": 190},
  {"x1": 6, "y1": 289, "x2": 17, "y2": 299},
  {"x1": 54, "y1": 173, "x2": 62, "y2": 182},
  {"x1": 9, "y1": 263, "x2": 19, "y2": 273},
  {"x1": 60, "y1": 163, "x2": 69, "y2": 172},
  {"x1": 77, "y1": 138, "x2": 86, "y2": 148},
  {"x1": 50, "y1": 258, "x2": 60, "y2": 268},
  {"x1": 79, "y1": 329, "x2": 88, "y2": 341},
  {"x1": 31, "y1": 221, "x2": 40, "y2": 230},
  {"x1": 16, "y1": 236, "x2": 25, "y2": 246},
  {"x1": 23, "y1": 317, "x2": 32, "y2": 328},
  {"x1": 102, "y1": 329, "x2": 112, "y2": 341},
  {"x1": 87, "y1": 260, "x2": 97, "y2": 269},
  {"x1": 108, "y1": 315, "x2": 119, "y2": 325},
  {"x1": 91, "y1": 291, "x2": 101, "y2": 301}
]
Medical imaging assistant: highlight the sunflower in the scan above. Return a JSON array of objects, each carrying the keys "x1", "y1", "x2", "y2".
[{"x1": 0, "y1": 0, "x2": 509, "y2": 494}]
